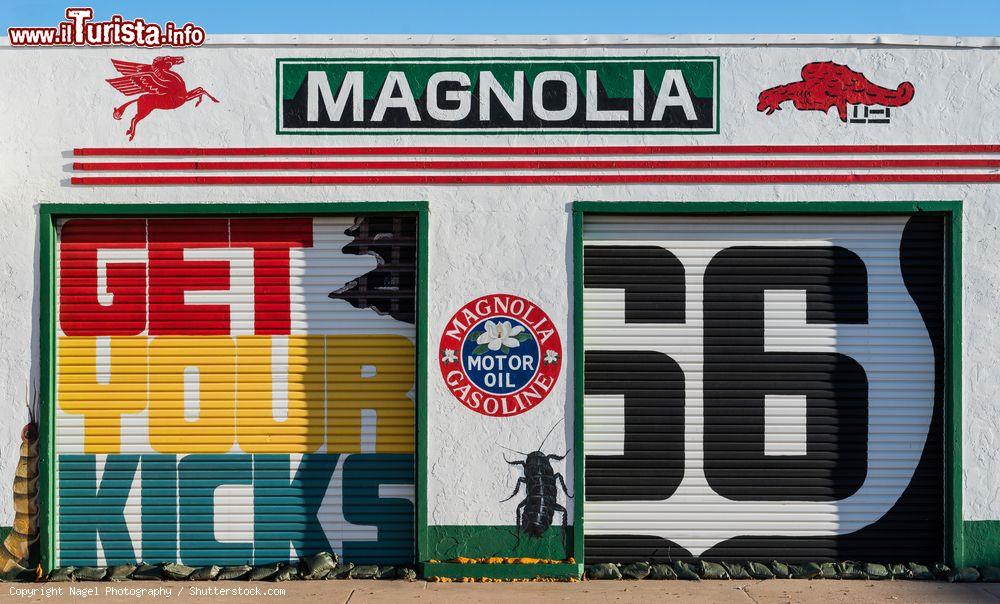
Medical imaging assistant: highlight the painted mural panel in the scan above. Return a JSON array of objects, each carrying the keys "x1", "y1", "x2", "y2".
[
  {"x1": 583, "y1": 214, "x2": 944, "y2": 562},
  {"x1": 53, "y1": 215, "x2": 417, "y2": 567}
]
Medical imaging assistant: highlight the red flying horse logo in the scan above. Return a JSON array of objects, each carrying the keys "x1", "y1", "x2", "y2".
[
  {"x1": 757, "y1": 61, "x2": 914, "y2": 122},
  {"x1": 107, "y1": 56, "x2": 219, "y2": 141}
]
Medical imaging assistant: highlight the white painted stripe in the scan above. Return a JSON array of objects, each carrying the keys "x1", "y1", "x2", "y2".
[
  {"x1": 764, "y1": 394, "x2": 808, "y2": 456},
  {"x1": 183, "y1": 367, "x2": 200, "y2": 422},
  {"x1": 271, "y1": 335, "x2": 289, "y2": 422}
]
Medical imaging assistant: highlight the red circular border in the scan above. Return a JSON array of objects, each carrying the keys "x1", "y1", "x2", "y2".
[{"x1": 438, "y1": 293, "x2": 563, "y2": 417}]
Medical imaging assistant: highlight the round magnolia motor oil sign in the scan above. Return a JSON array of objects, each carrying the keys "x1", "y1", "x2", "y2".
[{"x1": 439, "y1": 293, "x2": 562, "y2": 417}]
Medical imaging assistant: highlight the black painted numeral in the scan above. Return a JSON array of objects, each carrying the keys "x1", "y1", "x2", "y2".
[
  {"x1": 584, "y1": 245, "x2": 686, "y2": 501},
  {"x1": 702, "y1": 246, "x2": 869, "y2": 502}
]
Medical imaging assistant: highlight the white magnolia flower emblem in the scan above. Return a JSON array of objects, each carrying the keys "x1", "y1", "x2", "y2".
[
  {"x1": 441, "y1": 348, "x2": 457, "y2": 363},
  {"x1": 544, "y1": 350, "x2": 559, "y2": 364},
  {"x1": 476, "y1": 320, "x2": 524, "y2": 352}
]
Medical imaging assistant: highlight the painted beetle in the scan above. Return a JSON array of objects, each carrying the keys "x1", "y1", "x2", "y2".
[{"x1": 500, "y1": 421, "x2": 573, "y2": 553}]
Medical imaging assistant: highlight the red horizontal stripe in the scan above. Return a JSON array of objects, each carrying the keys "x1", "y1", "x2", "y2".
[
  {"x1": 71, "y1": 173, "x2": 1000, "y2": 185},
  {"x1": 73, "y1": 144, "x2": 1000, "y2": 157},
  {"x1": 72, "y1": 158, "x2": 1000, "y2": 171}
]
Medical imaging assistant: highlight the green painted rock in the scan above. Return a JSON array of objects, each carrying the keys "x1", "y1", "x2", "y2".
[
  {"x1": 586, "y1": 563, "x2": 621, "y2": 580},
  {"x1": 300, "y1": 552, "x2": 337, "y2": 579},
  {"x1": 47, "y1": 567, "x2": 75, "y2": 582},
  {"x1": 248, "y1": 563, "x2": 282, "y2": 581},
  {"x1": 395, "y1": 567, "x2": 417, "y2": 581},
  {"x1": 948, "y1": 567, "x2": 980, "y2": 583},
  {"x1": 746, "y1": 561, "x2": 775, "y2": 580},
  {"x1": 107, "y1": 564, "x2": 137, "y2": 581},
  {"x1": 819, "y1": 562, "x2": 839, "y2": 579},
  {"x1": 375, "y1": 566, "x2": 396, "y2": 580},
  {"x1": 350, "y1": 565, "x2": 380, "y2": 579},
  {"x1": 790, "y1": 563, "x2": 822, "y2": 579},
  {"x1": 724, "y1": 562, "x2": 752, "y2": 580},
  {"x1": 649, "y1": 564, "x2": 677, "y2": 580},
  {"x1": 162, "y1": 563, "x2": 196, "y2": 580},
  {"x1": 188, "y1": 566, "x2": 220, "y2": 581},
  {"x1": 216, "y1": 565, "x2": 252, "y2": 581},
  {"x1": 75, "y1": 567, "x2": 107, "y2": 581},
  {"x1": 889, "y1": 563, "x2": 912, "y2": 580},
  {"x1": 131, "y1": 564, "x2": 163, "y2": 581},
  {"x1": 271, "y1": 565, "x2": 299, "y2": 582},
  {"x1": 837, "y1": 562, "x2": 866, "y2": 580},
  {"x1": 672, "y1": 561, "x2": 700, "y2": 581},
  {"x1": 863, "y1": 563, "x2": 889, "y2": 580},
  {"x1": 621, "y1": 562, "x2": 651, "y2": 580},
  {"x1": 698, "y1": 560, "x2": 728, "y2": 580},
  {"x1": 907, "y1": 563, "x2": 934, "y2": 580},
  {"x1": 770, "y1": 561, "x2": 791, "y2": 579},
  {"x1": 326, "y1": 563, "x2": 354, "y2": 580}
]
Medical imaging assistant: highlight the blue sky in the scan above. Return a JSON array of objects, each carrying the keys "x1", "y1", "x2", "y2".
[{"x1": 3, "y1": 0, "x2": 999, "y2": 36}]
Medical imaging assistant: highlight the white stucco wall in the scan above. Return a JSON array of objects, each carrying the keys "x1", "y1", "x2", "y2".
[{"x1": 0, "y1": 36, "x2": 998, "y2": 528}]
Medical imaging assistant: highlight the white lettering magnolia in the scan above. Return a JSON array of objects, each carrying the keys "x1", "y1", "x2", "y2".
[{"x1": 305, "y1": 69, "x2": 699, "y2": 124}]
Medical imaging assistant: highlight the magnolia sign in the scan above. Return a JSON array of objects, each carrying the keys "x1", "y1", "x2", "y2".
[{"x1": 277, "y1": 57, "x2": 719, "y2": 134}]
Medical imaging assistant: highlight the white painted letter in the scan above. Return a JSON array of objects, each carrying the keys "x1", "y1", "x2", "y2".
[
  {"x1": 427, "y1": 71, "x2": 472, "y2": 121},
  {"x1": 307, "y1": 71, "x2": 363, "y2": 122},
  {"x1": 480, "y1": 71, "x2": 524, "y2": 121},
  {"x1": 632, "y1": 70, "x2": 645, "y2": 120},
  {"x1": 532, "y1": 71, "x2": 577, "y2": 121},
  {"x1": 586, "y1": 70, "x2": 628, "y2": 122},
  {"x1": 371, "y1": 71, "x2": 420, "y2": 122},
  {"x1": 651, "y1": 70, "x2": 698, "y2": 121}
]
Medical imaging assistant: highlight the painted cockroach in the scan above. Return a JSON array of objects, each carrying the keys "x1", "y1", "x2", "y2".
[
  {"x1": 500, "y1": 420, "x2": 573, "y2": 554},
  {"x1": 0, "y1": 385, "x2": 39, "y2": 575}
]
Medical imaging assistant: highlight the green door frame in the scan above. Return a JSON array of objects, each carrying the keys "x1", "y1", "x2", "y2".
[
  {"x1": 38, "y1": 202, "x2": 430, "y2": 573},
  {"x1": 571, "y1": 200, "x2": 964, "y2": 567}
]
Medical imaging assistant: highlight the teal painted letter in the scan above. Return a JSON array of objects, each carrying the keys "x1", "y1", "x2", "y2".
[
  {"x1": 179, "y1": 454, "x2": 252, "y2": 566},
  {"x1": 58, "y1": 455, "x2": 139, "y2": 566}
]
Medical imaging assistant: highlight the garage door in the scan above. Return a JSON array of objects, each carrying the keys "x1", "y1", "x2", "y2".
[
  {"x1": 54, "y1": 214, "x2": 418, "y2": 567},
  {"x1": 583, "y1": 213, "x2": 944, "y2": 562}
]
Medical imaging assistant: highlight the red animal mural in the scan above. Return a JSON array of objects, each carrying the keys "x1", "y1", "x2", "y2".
[
  {"x1": 757, "y1": 61, "x2": 914, "y2": 122},
  {"x1": 106, "y1": 56, "x2": 219, "y2": 141}
]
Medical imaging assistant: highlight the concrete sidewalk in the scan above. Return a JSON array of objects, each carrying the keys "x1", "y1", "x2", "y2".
[{"x1": 3, "y1": 580, "x2": 1000, "y2": 603}]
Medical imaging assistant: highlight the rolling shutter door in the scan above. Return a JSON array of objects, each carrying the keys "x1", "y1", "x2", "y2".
[
  {"x1": 583, "y1": 214, "x2": 944, "y2": 562},
  {"x1": 54, "y1": 214, "x2": 418, "y2": 567}
]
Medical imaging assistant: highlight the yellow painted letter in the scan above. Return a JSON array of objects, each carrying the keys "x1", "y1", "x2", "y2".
[
  {"x1": 148, "y1": 336, "x2": 236, "y2": 453},
  {"x1": 57, "y1": 336, "x2": 148, "y2": 454},
  {"x1": 326, "y1": 335, "x2": 415, "y2": 453},
  {"x1": 236, "y1": 335, "x2": 325, "y2": 453}
]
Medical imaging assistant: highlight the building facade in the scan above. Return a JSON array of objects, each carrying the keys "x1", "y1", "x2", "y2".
[{"x1": 1, "y1": 34, "x2": 998, "y2": 578}]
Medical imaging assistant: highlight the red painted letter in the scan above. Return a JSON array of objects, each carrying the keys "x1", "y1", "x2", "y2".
[
  {"x1": 230, "y1": 218, "x2": 313, "y2": 335},
  {"x1": 148, "y1": 219, "x2": 230, "y2": 335},
  {"x1": 59, "y1": 219, "x2": 146, "y2": 336}
]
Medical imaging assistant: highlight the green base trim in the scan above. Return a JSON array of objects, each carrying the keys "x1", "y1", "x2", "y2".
[
  {"x1": 422, "y1": 562, "x2": 582, "y2": 580},
  {"x1": 427, "y1": 525, "x2": 574, "y2": 561},
  {"x1": 963, "y1": 521, "x2": 1000, "y2": 566}
]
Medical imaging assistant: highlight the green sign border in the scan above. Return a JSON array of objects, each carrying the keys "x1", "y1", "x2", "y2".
[{"x1": 275, "y1": 56, "x2": 720, "y2": 136}]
